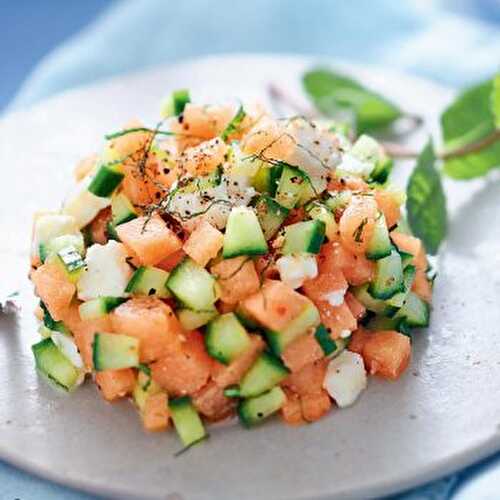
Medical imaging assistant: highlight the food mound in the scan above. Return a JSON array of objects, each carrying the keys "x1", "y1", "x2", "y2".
[{"x1": 29, "y1": 89, "x2": 432, "y2": 448}]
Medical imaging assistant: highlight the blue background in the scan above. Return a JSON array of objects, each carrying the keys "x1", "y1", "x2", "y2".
[{"x1": 1, "y1": 1, "x2": 499, "y2": 499}]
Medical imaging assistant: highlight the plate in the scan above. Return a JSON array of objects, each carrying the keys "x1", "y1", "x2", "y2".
[{"x1": 1, "y1": 54, "x2": 500, "y2": 500}]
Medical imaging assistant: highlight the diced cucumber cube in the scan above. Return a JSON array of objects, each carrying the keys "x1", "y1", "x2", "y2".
[
  {"x1": 205, "y1": 313, "x2": 251, "y2": 365},
  {"x1": 32, "y1": 338, "x2": 81, "y2": 391},
  {"x1": 394, "y1": 292, "x2": 430, "y2": 328},
  {"x1": 352, "y1": 285, "x2": 398, "y2": 316},
  {"x1": 251, "y1": 164, "x2": 282, "y2": 195},
  {"x1": 88, "y1": 163, "x2": 125, "y2": 198},
  {"x1": 160, "y1": 89, "x2": 191, "y2": 118},
  {"x1": 78, "y1": 297, "x2": 127, "y2": 320},
  {"x1": 238, "y1": 386, "x2": 286, "y2": 427},
  {"x1": 178, "y1": 308, "x2": 218, "y2": 331},
  {"x1": 366, "y1": 213, "x2": 392, "y2": 260},
  {"x1": 92, "y1": 332, "x2": 139, "y2": 371},
  {"x1": 368, "y1": 250, "x2": 404, "y2": 300},
  {"x1": 237, "y1": 352, "x2": 289, "y2": 398},
  {"x1": 169, "y1": 396, "x2": 207, "y2": 447},
  {"x1": 126, "y1": 266, "x2": 171, "y2": 298},
  {"x1": 281, "y1": 220, "x2": 326, "y2": 255},
  {"x1": 275, "y1": 165, "x2": 312, "y2": 209},
  {"x1": 111, "y1": 193, "x2": 137, "y2": 226},
  {"x1": 167, "y1": 258, "x2": 218, "y2": 311},
  {"x1": 254, "y1": 195, "x2": 289, "y2": 240},
  {"x1": 223, "y1": 206, "x2": 268, "y2": 258}
]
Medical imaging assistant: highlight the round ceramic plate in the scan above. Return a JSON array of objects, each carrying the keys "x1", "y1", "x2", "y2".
[{"x1": 1, "y1": 54, "x2": 500, "y2": 500}]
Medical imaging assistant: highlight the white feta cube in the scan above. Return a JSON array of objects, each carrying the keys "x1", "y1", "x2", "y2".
[
  {"x1": 323, "y1": 350, "x2": 367, "y2": 408},
  {"x1": 77, "y1": 241, "x2": 133, "y2": 300}
]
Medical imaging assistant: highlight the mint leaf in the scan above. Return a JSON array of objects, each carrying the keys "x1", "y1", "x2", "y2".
[
  {"x1": 406, "y1": 141, "x2": 447, "y2": 255},
  {"x1": 441, "y1": 76, "x2": 500, "y2": 179},
  {"x1": 303, "y1": 68, "x2": 402, "y2": 134}
]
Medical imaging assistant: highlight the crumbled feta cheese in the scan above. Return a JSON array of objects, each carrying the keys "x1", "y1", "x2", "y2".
[
  {"x1": 323, "y1": 289, "x2": 347, "y2": 306},
  {"x1": 63, "y1": 176, "x2": 111, "y2": 228},
  {"x1": 168, "y1": 174, "x2": 255, "y2": 231},
  {"x1": 323, "y1": 350, "x2": 367, "y2": 408},
  {"x1": 276, "y1": 254, "x2": 318, "y2": 289},
  {"x1": 336, "y1": 153, "x2": 373, "y2": 179},
  {"x1": 286, "y1": 119, "x2": 341, "y2": 193},
  {"x1": 77, "y1": 241, "x2": 133, "y2": 300}
]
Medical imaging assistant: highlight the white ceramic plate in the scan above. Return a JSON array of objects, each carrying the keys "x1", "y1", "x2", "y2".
[{"x1": 1, "y1": 54, "x2": 500, "y2": 500}]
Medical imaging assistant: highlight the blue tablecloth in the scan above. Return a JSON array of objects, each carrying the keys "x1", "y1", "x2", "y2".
[{"x1": 3, "y1": 1, "x2": 500, "y2": 498}]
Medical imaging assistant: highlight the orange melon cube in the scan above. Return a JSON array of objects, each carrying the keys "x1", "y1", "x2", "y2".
[
  {"x1": 375, "y1": 190, "x2": 401, "y2": 229},
  {"x1": 300, "y1": 390, "x2": 332, "y2": 422},
  {"x1": 96, "y1": 368, "x2": 136, "y2": 401},
  {"x1": 316, "y1": 301, "x2": 357, "y2": 339},
  {"x1": 318, "y1": 241, "x2": 374, "y2": 286},
  {"x1": 344, "y1": 291, "x2": 366, "y2": 320},
  {"x1": 362, "y1": 330, "x2": 411, "y2": 380},
  {"x1": 281, "y1": 389, "x2": 305, "y2": 426},
  {"x1": 116, "y1": 215, "x2": 182, "y2": 266},
  {"x1": 302, "y1": 267, "x2": 348, "y2": 305},
  {"x1": 111, "y1": 297, "x2": 182, "y2": 363},
  {"x1": 156, "y1": 249, "x2": 186, "y2": 272},
  {"x1": 171, "y1": 103, "x2": 234, "y2": 148},
  {"x1": 183, "y1": 221, "x2": 223, "y2": 267},
  {"x1": 348, "y1": 327, "x2": 371, "y2": 356},
  {"x1": 142, "y1": 392, "x2": 170, "y2": 432},
  {"x1": 339, "y1": 195, "x2": 378, "y2": 255},
  {"x1": 31, "y1": 262, "x2": 75, "y2": 321},
  {"x1": 412, "y1": 269, "x2": 433, "y2": 303},
  {"x1": 192, "y1": 381, "x2": 236, "y2": 422},
  {"x1": 282, "y1": 333, "x2": 324, "y2": 373},
  {"x1": 217, "y1": 301, "x2": 237, "y2": 314},
  {"x1": 282, "y1": 359, "x2": 328, "y2": 397},
  {"x1": 240, "y1": 279, "x2": 312, "y2": 332},
  {"x1": 151, "y1": 331, "x2": 212, "y2": 396},
  {"x1": 211, "y1": 257, "x2": 260, "y2": 305},
  {"x1": 178, "y1": 137, "x2": 228, "y2": 177}
]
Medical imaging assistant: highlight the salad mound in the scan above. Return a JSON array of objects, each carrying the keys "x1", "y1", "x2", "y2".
[{"x1": 29, "y1": 90, "x2": 432, "y2": 447}]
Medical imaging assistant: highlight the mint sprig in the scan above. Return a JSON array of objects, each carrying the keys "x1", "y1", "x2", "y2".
[{"x1": 302, "y1": 67, "x2": 500, "y2": 254}]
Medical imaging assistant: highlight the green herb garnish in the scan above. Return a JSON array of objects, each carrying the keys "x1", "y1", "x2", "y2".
[
  {"x1": 105, "y1": 128, "x2": 174, "y2": 141},
  {"x1": 441, "y1": 76, "x2": 500, "y2": 179},
  {"x1": 303, "y1": 68, "x2": 403, "y2": 134},
  {"x1": 406, "y1": 141, "x2": 447, "y2": 255}
]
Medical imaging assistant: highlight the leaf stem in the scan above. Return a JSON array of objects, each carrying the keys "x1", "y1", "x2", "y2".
[{"x1": 440, "y1": 129, "x2": 500, "y2": 160}]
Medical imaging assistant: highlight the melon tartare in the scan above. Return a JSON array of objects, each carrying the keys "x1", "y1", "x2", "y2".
[{"x1": 29, "y1": 89, "x2": 432, "y2": 448}]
